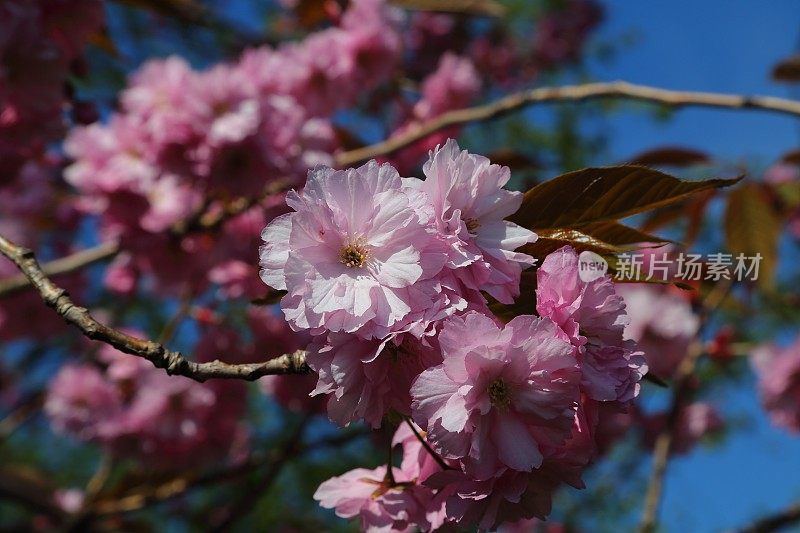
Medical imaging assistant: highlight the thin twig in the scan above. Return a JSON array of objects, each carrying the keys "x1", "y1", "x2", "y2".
[
  {"x1": 637, "y1": 279, "x2": 734, "y2": 533},
  {"x1": 335, "y1": 81, "x2": 800, "y2": 167},
  {"x1": 157, "y1": 288, "x2": 194, "y2": 344},
  {"x1": 0, "y1": 391, "x2": 45, "y2": 440},
  {"x1": 637, "y1": 339, "x2": 703, "y2": 533},
  {"x1": 0, "y1": 466, "x2": 66, "y2": 523},
  {"x1": 0, "y1": 241, "x2": 120, "y2": 299},
  {"x1": 89, "y1": 427, "x2": 369, "y2": 516},
  {"x1": 209, "y1": 414, "x2": 313, "y2": 531},
  {"x1": 404, "y1": 417, "x2": 452, "y2": 471},
  {"x1": 0, "y1": 233, "x2": 308, "y2": 382},
  {"x1": 168, "y1": 178, "x2": 292, "y2": 237}
]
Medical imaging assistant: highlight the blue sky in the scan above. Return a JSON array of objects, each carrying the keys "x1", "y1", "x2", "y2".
[
  {"x1": 587, "y1": 3, "x2": 800, "y2": 531},
  {"x1": 592, "y1": 0, "x2": 800, "y2": 163}
]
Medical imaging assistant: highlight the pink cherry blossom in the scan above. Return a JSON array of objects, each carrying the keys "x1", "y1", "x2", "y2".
[
  {"x1": 314, "y1": 465, "x2": 432, "y2": 532},
  {"x1": 53, "y1": 488, "x2": 85, "y2": 514},
  {"x1": 425, "y1": 467, "x2": 559, "y2": 531},
  {"x1": 307, "y1": 333, "x2": 441, "y2": 428},
  {"x1": 388, "y1": 57, "x2": 481, "y2": 173},
  {"x1": 0, "y1": 0, "x2": 103, "y2": 176},
  {"x1": 414, "y1": 53, "x2": 481, "y2": 119},
  {"x1": 45, "y1": 332, "x2": 249, "y2": 469},
  {"x1": 751, "y1": 336, "x2": 800, "y2": 432},
  {"x1": 260, "y1": 161, "x2": 448, "y2": 338},
  {"x1": 0, "y1": 161, "x2": 81, "y2": 341},
  {"x1": 410, "y1": 311, "x2": 580, "y2": 479},
  {"x1": 642, "y1": 401, "x2": 724, "y2": 454},
  {"x1": 420, "y1": 139, "x2": 537, "y2": 303},
  {"x1": 617, "y1": 283, "x2": 699, "y2": 380},
  {"x1": 45, "y1": 364, "x2": 124, "y2": 440},
  {"x1": 119, "y1": 55, "x2": 204, "y2": 150},
  {"x1": 536, "y1": 246, "x2": 647, "y2": 402},
  {"x1": 533, "y1": 0, "x2": 604, "y2": 68}
]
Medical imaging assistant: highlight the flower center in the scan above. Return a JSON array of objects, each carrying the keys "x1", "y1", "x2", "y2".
[
  {"x1": 488, "y1": 378, "x2": 512, "y2": 408},
  {"x1": 339, "y1": 240, "x2": 369, "y2": 268},
  {"x1": 463, "y1": 217, "x2": 481, "y2": 234}
]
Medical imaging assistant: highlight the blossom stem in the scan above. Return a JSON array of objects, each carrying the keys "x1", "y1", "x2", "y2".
[
  {"x1": 403, "y1": 417, "x2": 452, "y2": 471},
  {"x1": 385, "y1": 426, "x2": 396, "y2": 486}
]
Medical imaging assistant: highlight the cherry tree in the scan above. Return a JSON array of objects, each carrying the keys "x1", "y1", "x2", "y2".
[{"x1": 1, "y1": 1, "x2": 800, "y2": 531}]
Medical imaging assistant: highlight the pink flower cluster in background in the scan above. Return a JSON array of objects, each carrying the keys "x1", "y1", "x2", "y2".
[
  {"x1": 44, "y1": 305, "x2": 325, "y2": 466},
  {"x1": 0, "y1": 0, "x2": 103, "y2": 179},
  {"x1": 617, "y1": 283, "x2": 699, "y2": 380},
  {"x1": 45, "y1": 331, "x2": 249, "y2": 469},
  {"x1": 764, "y1": 162, "x2": 800, "y2": 239},
  {"x1": 752, "y1": 335, "x2": 800, "y2": 433},
  {"x1": 63, "y1": 0, "x2": 403, "y2": 297},
  {"x1": 387, "y1": 53, "x2": 482, "y2": 173},
  {"x1": 260, "y1": 141, "x2": 648, "y2": 530},
  {"x1": 0, "y1": 0, "x2": 102, "y2": 339}
]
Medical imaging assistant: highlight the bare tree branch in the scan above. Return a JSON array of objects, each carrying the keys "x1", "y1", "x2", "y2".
[
  {"x1": 334, "y1": 81, "x2": 800, "y2": 167},
  {"x1": 0, "y1": 241, "x2": 120, "y2": 299},
  {"x1": 0, "y1": 391, "x2": 44, "y2": 441},
  {"x1": 0, "y1": 233, "x2": 308, "y2": 382},
  {"x1": 168, "y1": 177, "x2": 292, "y2": 237},
  {"x1": 0, "y1": 466, "x2": 66, "y2": 523},
  {"x1": 209, "y1": 414, "x2": 314, "y2": 531},
  {"x1": 637, "y1": 280, "x2": 733, "y2": 533},
  {"x1": 89, "y1": 427, "x2": 369, "y2": 517},
  {"x1": 390, "y1": 0, "x2": 506, "y2": 17}
]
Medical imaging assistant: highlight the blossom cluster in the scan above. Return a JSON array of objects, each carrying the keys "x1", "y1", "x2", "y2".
[
  {"x1": 617, "y1": 283, "x2": 699, "y2": 379},
  {"x1": 0, "y1": 0, "x2": 102, "y2": 339},
  {"x1": 764, "y1": 162, "x2": 800, "y2": 239},
  {"x1": 45, "y1": 331, "x2": 249, "y2": 469},
  {"x1": 387, "y1": 52, "x2": 482, "y2": 173},
  {"x1": 751, "y1": 335, "x2": 800, "y2": 433},
  {"x1": 259, "y1": 139, "x2": 648, "y2": 530},
  {"x1": 44, "y1": 305, "x2": 324, "y2": 466},
  {"x1": 405, "y1": 0, "x2": 603, "y2": 87},
  {"x1": 0, "y1": 0, "x2": 103, "y2": 179},
  {"x1": 63, "y1": 0, "x2": 403, "y2": 297}
]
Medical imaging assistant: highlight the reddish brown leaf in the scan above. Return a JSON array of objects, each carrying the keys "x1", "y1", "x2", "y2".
[
  {"x1": 772, "y1": 54, "x2": 800, "y2": 82},
  {"x1": 683, "y1": 189, "x2": 716, "y2": 246},
  {"x1": 576, "y1": 221, "x2": 670, "y2": 246},
  {"x1": 390, "y1": 0, "x2": 506, "y2": 17},
  {"x1": 780, "y1": 148, "x2": 800, "y2": 165},
  {"x1": 509, "y1": 165, "x2": 741, "y2": 231},
  {"x1": 724, "y1": 183, "x2": 781, "y2": 287}
]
